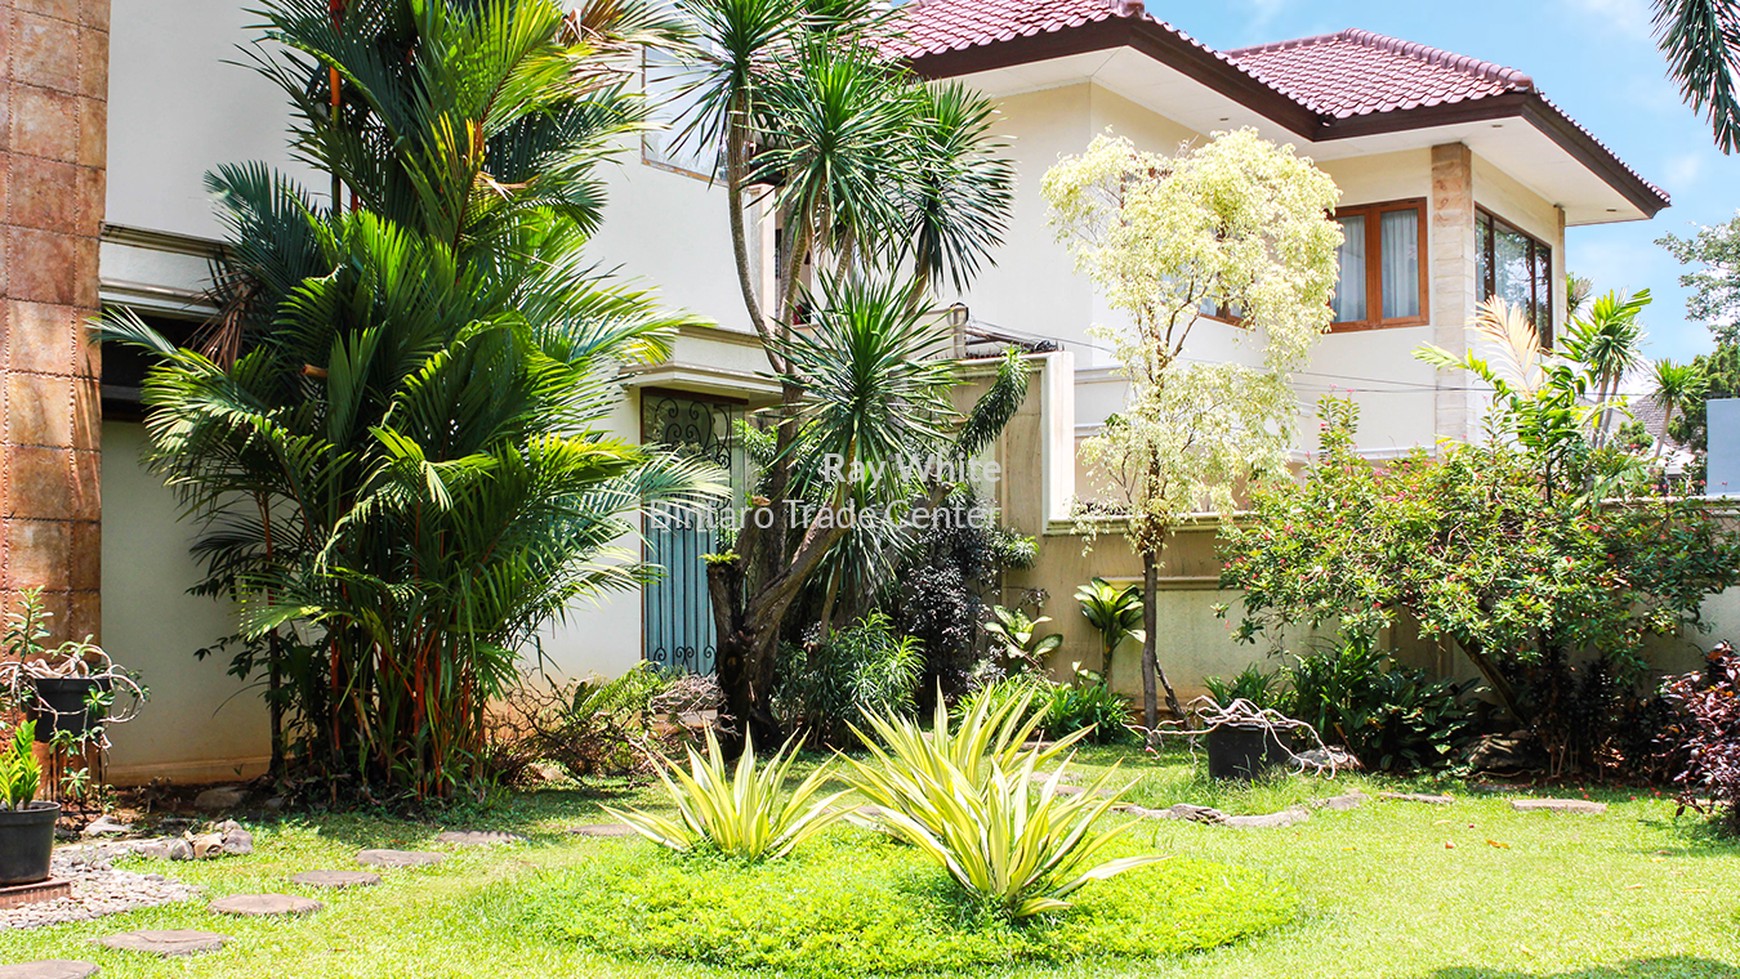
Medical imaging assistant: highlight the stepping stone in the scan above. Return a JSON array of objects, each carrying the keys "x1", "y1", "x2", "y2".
[
  {"x1": 95, "y1": 930, "x2": 230, "y2": 957},
  {"x1": 1379, "y1": 792, "x2": 1455, "y2": 805},
  {"x1": 1317, "y1": 791, "x2": 1368, "y2": 811},
  {"x1": 435, "y1": 830, "x2": 524, "y2": 846},
  {"x1": 568, "y1": 823, "x2": 636, "y2": 838},
  {"x1": 0, "y1": 962, "x2": 100, "y2": 979},
  {"x1": 208, "y1": 894, "x2": 324, "y2": 916},
  {"x1": 1122, "y1": 803, "x2": 1226, "y2": 824},
  {"x1": 1510, "y1": 798, "x2": 1607, "y2": 814},
  {"x1": 291, "y1": 870, "x2": 380, "y2": 889},
  {"x1": 356, "y1": 849, "x2": 446, "y2": 868},
  {"x1": 1223, "y1": 807, "x2": 1310, "y2": 829}
]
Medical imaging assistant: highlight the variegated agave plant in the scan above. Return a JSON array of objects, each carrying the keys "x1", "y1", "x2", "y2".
[
  {"x1": 606, "y1": 728, "x2": 844, "y2": 861},
  {"x1": 844, "y1": 693, "x2": 1163, "y2": 919}
]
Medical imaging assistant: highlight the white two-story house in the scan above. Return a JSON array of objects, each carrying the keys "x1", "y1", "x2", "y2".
[{"x1": 0, "y1": 0, "x2": 1667, "y2": 779}]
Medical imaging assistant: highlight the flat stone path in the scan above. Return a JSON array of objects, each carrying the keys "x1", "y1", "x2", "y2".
[
  {"x1": 1511, "y1": 798, "x2": 1607, "y2": 814},
  {"x1": 435, "y1": 830, "x2": 524, "y2": 846},
  {"x1": 1317, "y1": 791, "x2": 1368, "y2": 811},
  {"x1": 568, "y1": 823, "x2": 635, "y2": 838},
  {"x1": 95, "y1": 929, "x2": 229, "y2": 957},
  {"x1": 208, "y1": 894, "x2": 323, "y2": 917},
  {"x1": 290, "y1": 870, "x2": 380, "y2": 888},
  {"x1": 1224, "y1": 807, "x2": 1310, "y2": 829},
  {"x1": 356, "y1": 849, "x2": 446, "y2": 868},
  {"x1": 0, "y1": 962, "x2": 99, "y2": 978}
]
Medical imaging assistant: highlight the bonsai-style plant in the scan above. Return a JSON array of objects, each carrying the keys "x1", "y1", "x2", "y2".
[
  {"x1": 0, "y1": 588, "x2": 145, "y2": 810},
  {"x1": 0, "y1": 720, "x2": 57, "y2": 885}
]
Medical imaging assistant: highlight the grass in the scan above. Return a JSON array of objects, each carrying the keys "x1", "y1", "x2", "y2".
[{"x1": 0, "y1": 746, "x2": 1736, "y2": 978}]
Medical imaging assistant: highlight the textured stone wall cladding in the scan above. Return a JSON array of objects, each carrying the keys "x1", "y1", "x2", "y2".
[
  {"x1": 1430, "y1": 142, "x2": 1476, "y2": 443},
  {"x1": 1, "y1": 0, "x2": 110, "y2": 641}
]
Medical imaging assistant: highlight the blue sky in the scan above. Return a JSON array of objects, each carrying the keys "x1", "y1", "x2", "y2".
[{"x1": 1176, "y1": 0, "x2": 1738, "y2": 364}]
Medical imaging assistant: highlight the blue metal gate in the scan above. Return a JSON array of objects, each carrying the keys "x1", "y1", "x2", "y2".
[{"x1": 642, "y1": 393, "x2": 741, "y2": 674}]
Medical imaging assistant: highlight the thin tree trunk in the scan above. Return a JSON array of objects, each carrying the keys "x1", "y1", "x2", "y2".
[{"x1": 1141, "y1": 552, "x2": 1159, "y2": 732}]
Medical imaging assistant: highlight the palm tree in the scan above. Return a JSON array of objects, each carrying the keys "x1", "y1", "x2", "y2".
[
  {"x1": 1561, "y1": 290, "x2": 1651, "y2": 447},
  {"x1": 1651, "y1": 358, "x2": 1707, "y2": 459},
  {"x1": 1653, "y1": 0, "x2": 1740, "y2": 153},
  {"x1": 670, "y1": 0, "x2": 1016, "y2": 743},
  {"x1": 103, "y1": 0, "x2": 719, "y2": 799},
  {"x1": 1074, "y1": 578, "x2": 1144, "y2": 680}
]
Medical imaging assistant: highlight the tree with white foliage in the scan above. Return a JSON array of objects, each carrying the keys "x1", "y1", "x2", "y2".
[{"x1": 1042, "y1": 129, "x2": 1342, "y2": 729}]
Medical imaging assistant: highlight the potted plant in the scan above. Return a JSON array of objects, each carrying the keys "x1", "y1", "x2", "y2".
[
  {"x1": 0, "y1": 721, "x2": 57, "y2": 885},
  {"x1": 2, "y1": 589, "x2": 138, "y2": 744}
]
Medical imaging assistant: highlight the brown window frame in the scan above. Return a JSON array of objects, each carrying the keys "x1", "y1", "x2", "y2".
[
  {"x1": 1329, "y1": 198, "x2": 1430, "y2": 332},
  {"x1": 1476, "y1": 206, "x2": 1555, "y2": 349}
]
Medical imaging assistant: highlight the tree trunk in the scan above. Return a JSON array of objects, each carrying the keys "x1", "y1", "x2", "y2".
[
  {"x1": 1140, "y1": 552, "x2": 1159, "y2": 731},
  {"x1": 1460, "y1": 636, "x2": 1529, "y2": 724},
  {"x1": 1140, "y1": 548, "x2": 1183, "y2": 733}
]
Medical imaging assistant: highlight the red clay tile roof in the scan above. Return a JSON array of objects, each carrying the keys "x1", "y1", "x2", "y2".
[
  {"x1": 886, "y1": 0, "x2": 1145, "y2": 59},
  {"x1": 1224, "y1": 29, "x2": 1533, "y2": 119},
  {"x1": 890, "y1": 2, "x2": 1667, "y2": 213}
]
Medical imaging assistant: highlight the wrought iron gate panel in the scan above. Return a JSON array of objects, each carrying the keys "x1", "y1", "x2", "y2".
[{"x1": 642, "y1": 393, "x2": 741, "y2": 675}]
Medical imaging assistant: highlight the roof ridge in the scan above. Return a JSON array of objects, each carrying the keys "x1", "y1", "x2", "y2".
[{"x1": 1229, "y1": 28, "x2": 1533, "y2": 92}]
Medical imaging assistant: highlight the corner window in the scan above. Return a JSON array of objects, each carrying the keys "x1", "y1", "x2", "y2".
[
  {"x1": 642, "y1": 50, "x2": 720, "y2": 179},
  {"x1": 1330, "y1": 200, "x2": 1427, "y2": 330},
  {"x1": 1476, "y1": 209, "x2": 1554, "y2": 346}
]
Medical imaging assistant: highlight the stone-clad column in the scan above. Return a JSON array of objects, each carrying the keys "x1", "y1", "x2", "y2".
[
  {"x1": 1, "y1": 0, "x2": 110, "y2": 640},
  {"x1": 1429, "y1": 142, "x2": 1477, "y2": 444}
]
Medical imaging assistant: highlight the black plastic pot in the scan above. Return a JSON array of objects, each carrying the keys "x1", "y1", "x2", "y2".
[
  {"x1": 1204, "y1": 722, "x2": 1291, "y2": 780},
  {"x1": 28, "y1": 677, "x2": 110, "y2": 742},
  {"x1": 0, "y1": 802, "x2": 60, "y2": 885}
]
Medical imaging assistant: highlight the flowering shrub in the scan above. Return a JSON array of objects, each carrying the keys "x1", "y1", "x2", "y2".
[
  {"x1": 1220, "y1": 398, "x2": 1740, "y2": 729},
  {"x1": 1662, "y1": 646, "x2": 1740, "y2": 833}
]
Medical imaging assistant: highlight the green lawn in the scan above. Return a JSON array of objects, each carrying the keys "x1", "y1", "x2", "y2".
[{"x1": 2, "y1": 747, "x2": 1737, "y2": 978}]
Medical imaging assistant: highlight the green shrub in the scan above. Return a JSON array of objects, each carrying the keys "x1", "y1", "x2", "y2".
[
  {"x1": 539, "y1": 831, "x2": 1296, "y2": 975},
  {"x1": 775, "y1": 612, "x2": 923, "y2": 746},
  {"x1": 605, "y1": 729, "x2": 843, "y2": 860},
  {"x1": 959, "y1": 671, "x2": 1134, "y2": 745},
  {"x1": 1037, "y1": 669, "x2": 1135, "y2": 745},
  {"x1": 503, "y1": 663, "x2": 676, "y2": 781},
  {"x1": 1287, "y1": 642, "x2": 1477, "y2": 772},
  {"x1": 1204, "y1": 663, "x2": 1290, "y2": 713}
]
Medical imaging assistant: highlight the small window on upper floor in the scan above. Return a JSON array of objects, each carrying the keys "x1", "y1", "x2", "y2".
[
  {"x1": 642, "y1": 49, "x2": 721, "y2": 180},
  {"x1": 1476, "y1": 208, "x2": 1554, "y2": 347},
  {"x1": 1330, "y1": 199, "x2": 1427, "y2": 331}
]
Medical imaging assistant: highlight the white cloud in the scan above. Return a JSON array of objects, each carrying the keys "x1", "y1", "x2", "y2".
[
  {"x1": 1664, "y1": 152, "x2": 1707, "y2": 191},
  {"x1": 1558, "y1": 0, "x2": 1654, "y2": 35}
]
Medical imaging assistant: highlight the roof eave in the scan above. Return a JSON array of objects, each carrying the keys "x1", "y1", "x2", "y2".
[
  {"x1": 1317, "y1": 91, "x2": 1670, "y2": 219},
  {"x1": 908, "y1": 21, "x2": 1668, "y2": 220},
  {"x1": 907, "y1": 17, "x2": 1320, "y2": 138}
]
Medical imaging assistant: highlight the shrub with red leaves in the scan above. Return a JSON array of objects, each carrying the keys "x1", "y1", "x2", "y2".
[{"x1": 1663, "y1": 644, "x2": 1740, "y2": 834}]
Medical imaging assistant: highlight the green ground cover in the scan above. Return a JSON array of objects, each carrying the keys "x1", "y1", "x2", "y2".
[{"x1": 1, "y1": 746, "x2": 1736, "y2": 978}]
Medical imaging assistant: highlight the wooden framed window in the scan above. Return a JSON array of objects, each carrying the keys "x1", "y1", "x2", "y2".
[
  {"x1": 1330, "y1": 199, "x2": 1428, "y2": 331},
  {"x1": 1476, "y1": 208, "x2": 1554, "y2": 347}
]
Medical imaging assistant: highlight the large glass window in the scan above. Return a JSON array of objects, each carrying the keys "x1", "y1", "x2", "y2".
[
  {"x1": 1331, "y1": 200, "x2": 1426, "y2": 330},
  {"x1": 1477, "y1": 209, "x2": 1554, "y2": 344}
]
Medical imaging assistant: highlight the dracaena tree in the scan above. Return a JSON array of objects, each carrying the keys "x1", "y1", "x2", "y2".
[
  {"x1": 668, "y1": 0, "x2": 1016, "y2": 744},
  {"x1": 1042, "y1": 130, "x2": 1341, "y2": 729},
  {"x1": 102, "y1": 0, "x2": 720, "y2": 800}
]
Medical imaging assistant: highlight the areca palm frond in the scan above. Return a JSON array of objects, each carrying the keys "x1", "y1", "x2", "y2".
[
  {"x1": 101, "y1": 0, "x2": 712, "y2": 799},
  {"x1": 1653, "y1": 0, "x2": 1740, "y2": 153}
]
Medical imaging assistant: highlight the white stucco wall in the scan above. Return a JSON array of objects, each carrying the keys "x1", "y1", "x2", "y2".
[
  {"x1": 106, "y1": 1, "x2": 308, "y2": 237},
  {"x1": 101, "y1": 423, "x2": 271, "y2": 783}
]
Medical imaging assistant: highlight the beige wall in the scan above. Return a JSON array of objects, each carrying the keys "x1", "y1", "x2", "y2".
[{"x1": 100, "y1": 423, "x2": 271, "y2": 783}]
